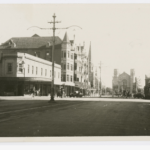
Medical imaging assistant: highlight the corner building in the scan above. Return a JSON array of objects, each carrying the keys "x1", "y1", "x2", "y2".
[{"x1": 0, "y1": 52, "x2": 61, "y2": 96}]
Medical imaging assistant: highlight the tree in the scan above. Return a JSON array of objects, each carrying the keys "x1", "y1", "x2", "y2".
[{"x1": 106, "y1": 87, "x2": 112, "y2": 94}]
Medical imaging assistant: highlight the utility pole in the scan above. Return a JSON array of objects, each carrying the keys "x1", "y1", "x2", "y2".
[
  {"x1": 27, "y1": 14, "x2": 82, "y2": 102},
  {"x1": 48, "y1": 14, "x2": 61, "y2": 101}
]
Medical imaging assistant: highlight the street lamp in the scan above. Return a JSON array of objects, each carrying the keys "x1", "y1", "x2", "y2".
[{"x1": 28, "y1": 13, "x2": 82, "y2": 102}]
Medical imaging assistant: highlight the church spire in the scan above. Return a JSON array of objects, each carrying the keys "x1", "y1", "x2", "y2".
[
  {"x1": 88, "y1": 41, "x2": 92, "y2": 62},
  {"x1": 63, "y1": 32, "x2": 70, "y2": 43}
]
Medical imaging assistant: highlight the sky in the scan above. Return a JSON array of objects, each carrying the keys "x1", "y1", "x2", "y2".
[{"x1": 0, "y1": 3, "x2": 150, "y2": 87}]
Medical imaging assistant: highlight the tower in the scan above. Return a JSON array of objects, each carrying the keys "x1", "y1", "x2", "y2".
[
  {"x1": 114, "y1": 69, "x2": 119, "y2": 77},
  {"x1": 88, "y1": 42, "x2": 93, "y2": 87},
  {"x1": 113, "y1": 69, "x2": 119, "y2": 92},
  {"x1": 61, "y1": 32, "x2": 74, "y2": 95},
  {"x1": 130, "y1": 69, "x2": 135, "y2": 93}
]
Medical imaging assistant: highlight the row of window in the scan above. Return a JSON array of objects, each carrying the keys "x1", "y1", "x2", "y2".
[
  {"x1": 61, "y1": 51, "x2": 73, "y2": 59},
  {"x1": 62, "y1": 74, "x2": 73, "y2": 82},
  {"x1": 7, "y1": 63, "x2": 87, "y2": 83},
  {"x1": 7, "y1": 63, "x2": 61, "y2": 79},
  {"x1": 62, "y1": 63, "x2": 73, "y2": 71},
  {"x1": 28, "y1": 65, "x2": 60, "y2": 78}
]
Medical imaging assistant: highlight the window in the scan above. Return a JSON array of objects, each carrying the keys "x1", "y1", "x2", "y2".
[
  {"x1": 64, "y1": 64, "x2": 66, "y2": 70},
  {"x1": 75, "y1": 63, "x2": 77, "y2": 70},
  {"x1": 63, "y1": 75, "x2": 66, "y2": 81},
  {"x1": 7, "y1": 63, "x2": 12, "y2": 73},
  {"x1": 18, "y1": 64, "x2": 23, "y2": 72},
  {"x1": 50, "y1": 70, "x2": 51, "y2": 77},
  {"x1": 36, "y1": 67, "x2": 38, "y2": 75},
  {"x1": 61, "y1": 75, "x2": 63, "y2": 81},
  {"x1": 28, "y1": 65, "x2": 30, "y2": 73},
  {"x1": 45, "y1": 69, "x2": 47, "y2": 76},
  {"x1": 41, "y1": 68, "x2": 43, "y2": 76},
  {"x1": 67, "y1": 63, "x2": 69, "y2": 70},
  {"x1": 61, "y1": 64, "x2": 63, "y2": 70},
  {"x1": 61, "y1": 51, "x2": 63, "y2": 58},
  {"x1": 71, "y1": 64, "x2": 73, "y2": 71},
  {"x1": 74, "y1": 74, "x2": 77, "y2": 81},
  {"x1": 64, "y1": 52, "x2": 66, "y2": 58},
  {"x1": 68, "y1": 51, "x2": 70, "y2": 58},
  {"x1": 32, "y1": 66, "x2": 34, "y2": 74},
  {"x1": 71, "y1": 75, "x2": 72, "y2": 82},
  {"x1": 71, "y1": 54, "x2": 73, "y2": 59},
  {"x1": 67, "y1": 75, "x2": 69, "y2": 81},
  {"x1": 37, "y1": 52, "x2": 40, "y2": 58}
]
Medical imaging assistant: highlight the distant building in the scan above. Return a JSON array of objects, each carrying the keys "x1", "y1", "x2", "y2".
[
  {"x1": 144, "y1": 74, "x2": 150, "y2": 99},
  {"x1": 93, "y1": 67, "x2": 100, "y2": 93},
  {"x1": 88, "y1": 42, "x2": 94, "y2": 88},
  {"x1": 112, "y1": 69, "x2": 138, "y2": 94}
]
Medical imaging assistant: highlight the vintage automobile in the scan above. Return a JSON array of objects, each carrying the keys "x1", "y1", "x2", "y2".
[
  {"x1": 69, "y1": 91, "x2": 83, "y2": 97},
  {"x1": 134, "y1": 92, "x2": 145, "y2": 99}
]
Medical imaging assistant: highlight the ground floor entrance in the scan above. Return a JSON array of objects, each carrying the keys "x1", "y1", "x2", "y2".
[{"x1": 0, "y1": 77, "x2": 61, "y2": 96}]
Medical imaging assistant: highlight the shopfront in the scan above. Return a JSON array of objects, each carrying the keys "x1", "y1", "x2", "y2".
[{"x1": 0, "y1": 77, "x2": 61, "y2": 96}]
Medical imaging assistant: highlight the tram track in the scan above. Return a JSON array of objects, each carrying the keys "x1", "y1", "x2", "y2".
[{"x1": 0, "y1": 101, "x2": 86, "y2": 123}]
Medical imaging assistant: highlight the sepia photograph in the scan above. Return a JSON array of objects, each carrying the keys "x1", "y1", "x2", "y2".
[{"x1": 0, "y1": 1, "x2": 150, "y2": 143}]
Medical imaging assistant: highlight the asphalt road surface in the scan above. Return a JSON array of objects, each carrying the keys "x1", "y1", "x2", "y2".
[{"x1": 0, "y1": 97, "x2": 150, "y2": 136}]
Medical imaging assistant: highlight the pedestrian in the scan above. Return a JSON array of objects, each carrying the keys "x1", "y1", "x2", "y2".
[
  {"x1": 61, "y1": 88, "x2": 63, "y2": 98},
  {"x1": 126, "y1": 90, "x2": 129, "y2": 98},
  {"x1": 32, "y1": 86, "x2": 35, "y2": 98}
]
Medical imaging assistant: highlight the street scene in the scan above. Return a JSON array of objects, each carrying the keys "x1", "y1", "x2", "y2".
[
  {"x1": 0, "y1": 4, "x2": 150, "y2": 137},
  {"x1": 0, "y1": 97, "x2": 150, "y2": 136}
]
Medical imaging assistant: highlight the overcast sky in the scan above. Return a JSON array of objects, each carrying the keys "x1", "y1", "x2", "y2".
[{"x1": 0, "y1": 3, "x2": 150, "y2": 87}]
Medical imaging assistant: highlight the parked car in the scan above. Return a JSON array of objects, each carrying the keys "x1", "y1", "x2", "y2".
[
  {"x1": 69, "y1": 91, "x2": 83, "y2": 97},
  {"x1": 134, "y1": 92, "x2": 145, "y2": 99},
  {"x1": 69, "y1": 93, "x2": 75, "y2": 97}
]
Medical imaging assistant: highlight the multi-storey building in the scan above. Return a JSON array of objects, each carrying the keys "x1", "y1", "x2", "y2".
[
  {"x1": 0, "y1": 33, "x2": 93, "y2": 96},
  {"x1": 0, "y1": 52, "x2": 61, "y2": 96},
  {"x1": 0, "y1": 34, "x2": 62, "y2": 96},
  {"x1": 61, "y1": 32, "x2": 75, "y2": 95},
  {"x1": 0, "y1": 34, "x2": 62, "y2": 64},
  {"x1": 61, "y1": 32, "x2": 89, "y2": 95}
]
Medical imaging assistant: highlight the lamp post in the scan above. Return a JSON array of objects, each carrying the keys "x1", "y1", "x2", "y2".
[{"x1": 28, "y1": 13, "x2": 82, "y2": 102}]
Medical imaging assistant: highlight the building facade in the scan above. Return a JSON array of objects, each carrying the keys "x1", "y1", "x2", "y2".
[
  {"x1": 0, "y1": 33, "x2": 94, "y2": 96},
  {"x1": 0, "y1": 52, "x2": 61, "y2": 96},
  {"x1": 144, "y1": 75, "x2": 150, "y2": 99},
  {"x1": 112, "y1": 69, "x2": 138, "y2": 94},
  {"x1": 61, "y1": 32, "x2": 75, "y2": 95}
]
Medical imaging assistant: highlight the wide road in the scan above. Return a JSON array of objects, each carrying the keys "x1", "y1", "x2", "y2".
[{"x1": 0, "y1": 96, "x2": 150, "y2": 136}]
